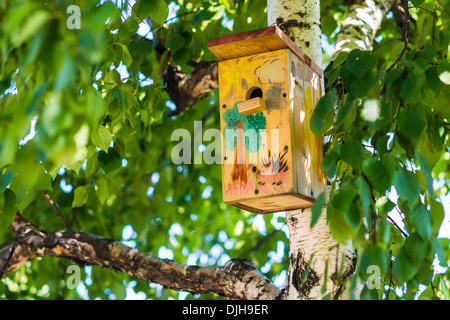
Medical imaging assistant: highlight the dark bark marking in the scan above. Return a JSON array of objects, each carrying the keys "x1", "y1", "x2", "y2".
[
  {"x1": 330, "y1": 254, "x2": 357, "y2": 300},
  {"x1": 290, "y1": 253, "x2": 319, "y2": 299}
]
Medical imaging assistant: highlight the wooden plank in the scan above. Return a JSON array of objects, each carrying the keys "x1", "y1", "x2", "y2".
[
  {"x1": 230, "y1": 193, "x2": 315, "y2": 214},
  {"x1": 237, "y1": 97, "x2": 266, "y2": 116},
  {"x1": 288, "y1": 50, "x2": 326, "y2": 200},
  {"x1": 208, "y1": 26, "x2": 322, "y2": 77}
]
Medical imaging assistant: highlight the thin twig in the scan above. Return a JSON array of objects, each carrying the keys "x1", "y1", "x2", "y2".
[
  {"x1": 0, "y1": 243, "x2": 17, "y2": 280},
  {"x1": 373, "y1": 38, "x2": 402, "y2": 51},
  {"x1": 0, "y1": 225, "x2": 29, "y2": 280},
  {"x1": 431, "y1": 280, "x2": 436, "y2": 297},
  {"x1": 386, "y1": 0, "x2": 411, "y2": 73},
  {"x1": 387, "y1": 259, "x2": 393, "y2": 300},
  {"x1": 40, "y1": 190, "x2": 74, "y2": 232},
  {"x1": 387, "y1": 214, "x2": 408, "y2": 238}
]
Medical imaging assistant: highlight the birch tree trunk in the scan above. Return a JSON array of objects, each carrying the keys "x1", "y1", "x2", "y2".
[
  {"x1": 331, "y1": 0, "x2": 398, "y2": 60},
  {"x1": 268, "y1": 0, "x2": 356, "y2": 300},
  {"x1": 267, "y1": 0, "x2": 323, "y2": 69}
]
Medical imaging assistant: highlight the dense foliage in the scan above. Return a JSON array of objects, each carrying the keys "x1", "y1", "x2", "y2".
[
  {"x1": 312, "y1": 0, "x2": 450, "y2": 299},
  {"x1": 0, "y1": 0, "x2": 449, "y2": 300}
]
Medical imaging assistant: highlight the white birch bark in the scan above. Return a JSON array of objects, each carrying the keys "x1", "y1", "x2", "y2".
[
  {"x1": 267, "y1": 0, "x2": 323, "y2": 69},
  {"x1": 331, "y1": 0, "x2": 397, "y2": 60},
  {"x1": 283, "y1": 202, "x2": 356, "y2": 299}
]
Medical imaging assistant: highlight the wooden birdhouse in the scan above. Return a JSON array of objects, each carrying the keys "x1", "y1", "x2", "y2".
[{"x1": 208, "y1": 26, "x2": 326, "y2": 214}]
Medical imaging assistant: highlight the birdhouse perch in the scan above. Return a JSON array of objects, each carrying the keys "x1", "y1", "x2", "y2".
[{"x1": 208, "y1": 26, "x2": 326, "y2": 214}]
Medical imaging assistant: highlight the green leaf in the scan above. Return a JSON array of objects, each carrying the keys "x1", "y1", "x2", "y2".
[
  {"x1": 87, "y1": 89, "x2": 105, "y2": 124},
  {"x1": 166, "y1": 34, "x2": 186, "y2": 52},
  {"x1": 95, "y1": 175, "x2": 109, "y2": 205},
  {"x1": 434, "y1": 238, "x2": 446, "y2": 267},
  {"x1": 72, "y1": 185, "x2": 90, "y2": 208},
  {"x1": 385, "y1": 67, "x2": 403, "y2": 99},
  {"x1": 344, "y1": 203, "x2": 362, "y2": 231},
  {"x1": 35, "y1": 165, "x2": 53, "y2": 192},
  {"x1": 334, "y1": 94, "x2": 356, "y2": 130},
  {"x1": 362, "y1": 155, "x2": 396, "y2": 193},
  {"x1": 428, "y1": 117, "x2": 447, "y2": 148},
  {"x1": 13, "y1": 10, "x2": 50, "y2": 47},
  {"x1": 393, "y1": 167, "x2": 421, "y2": 205},
  {"x1": 360, "y1": 99, "x2": 390, "y2": 131},
  {"x1": 437, "y1": 61, "x2": 450, "y2": 85},
  {"x1": 98, "y1": 148, "x2": 122, "y2": 175},
  {"x1": 89, "y1": 1, "x2": 118, "y2": 31},
  {"x1": 149, "y1": 0, "x2": 169, "y2": 26},
  {"x1": 134, "y1": 0, "x2": 169, "y2": 25},
  {"x1": 327, "y1": 185, "x2": 359, "y2": 243},
  {"x1": 91, "y1": 125, "x2": 113, "y2": 152},
  {"x1": 333, "y1": 184, "x2": 357, "y2": 212},
  {"x1": 410, "y1": 0, "x2": 425, "y2": 8},
  {"x1": 376, "y1": 196, "x2": 395, "y2": 216},
  {"x1": 358, "y1": 244, "x2": 388, "y2": 279},
  {"x1": 0, "y1": 169, "x2": 14, "y2": 193},
  {"x1": 346, "y1": 49, "x2": 377, "y2": 78},
  {"x1": 0, "y1": 189, "x2": 17, "y2": 228},
  {"x1": 310, "y1": 192, "x2": 326, "y2": 229},
  {"x1": 3, "y1": 188, "x2": 16, "y2": 215},
  {"x1": 385, "y1": 67, "x2": 403, "y2": 85},
  {"x1": 433, "y1": 86, "x2": 450, "y2": 118},
  {"x1": 115, "y1": 43, "x2": 133, "y2": 66},
  {"x1": 377, "y1": 222, "x2": 391, "y2": 251},
  {"x1": 403, "y1": 232, "x2": 431, "y2": 262},
  {"x1": 341, "y1": 138, "x2": 364, "y2": 170},
  {"x1": 356, "y1": 176, "x2": 371, "y2": 221},
  {"x1": 333, "y1": 51, "x2": 349, "y2": 67},
  {"x1": 416, "y1": 152, "x2": 434, "y2": 198},
  {"x1": 429, "y1": 199, "x2": 444, "y2": 236},
  {"x1": 397, "y1": 105, "x2": 427, "y2": 144},
  {"x1": 348, "y1": 72, "x2": 378, "y2": 97},
  {"x1": 321, "y1": 144, "x2": 340, "y2": 178},
  {"x1": 392, "y1": 246, "x2": 420, "y2": 284},
  {"x1": 440, "y1": 276, "x2": 450, "y2": 300},
  {"x1": 362, "y1": 158, "x2": 384, "y2": 181},
  {"x1": 408, "y1": 203, "x2": 432, "y2": 240},
  {"x1": 54, "y1": 54, "x2": 76, "y2": 91},
  {"x1": 425, "y1": 66, "x2": 442, "y2": 91},
  {"x1": 310, "y1": 89, "x2": 336, "y2": 136},
  {"x1": 327, "y1": 205, "x2": 355, "y2": 244},
  {"x1": 172, "y1": 49, "x2": 192, "y2": 69}
]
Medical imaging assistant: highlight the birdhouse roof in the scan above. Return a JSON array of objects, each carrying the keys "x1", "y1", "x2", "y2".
[{"x1": 207, "y1": 26, "x2": 322, "y2": 76}]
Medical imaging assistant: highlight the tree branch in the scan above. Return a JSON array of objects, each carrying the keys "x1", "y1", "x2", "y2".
[
  {"x1": 386, "y1": 0, "x2": 410, "y2": 73},
  {"x1": 0, "y1": 227, "x2": 280, "y2": 300},
  {"x1": 163, "y1": 61, "x2": 219, "y2": 116}
]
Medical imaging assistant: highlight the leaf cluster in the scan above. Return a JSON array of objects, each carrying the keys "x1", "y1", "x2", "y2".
[{"x1": 310, "y1": 1, "x2": 450, "y2": 299}]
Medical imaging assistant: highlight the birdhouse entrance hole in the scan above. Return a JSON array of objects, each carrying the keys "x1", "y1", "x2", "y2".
[{"x1": 246, "y1": 86, "x2": 263, "y2": 100}]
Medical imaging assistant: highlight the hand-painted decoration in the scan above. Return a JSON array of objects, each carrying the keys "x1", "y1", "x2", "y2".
[{"x1": 208, "y1": 26, "x2": 326, "y2": 214}]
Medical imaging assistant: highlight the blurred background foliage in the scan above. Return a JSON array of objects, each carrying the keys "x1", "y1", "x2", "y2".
[
  {"x1": 0, "y1": 0, "x2": 286, "y2": 300},
  {"x1": 0, "y1": 0, "x2": 449, "y2": 300}
]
